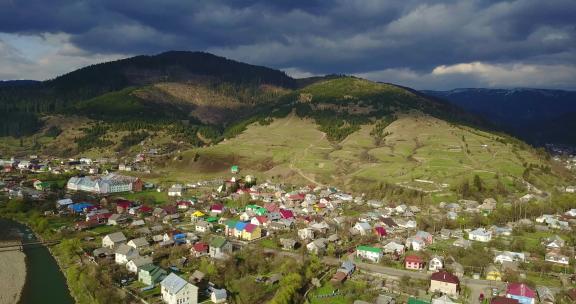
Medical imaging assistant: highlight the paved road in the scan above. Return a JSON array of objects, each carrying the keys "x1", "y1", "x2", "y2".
[{"x1": 265, "y1": 249, "x2": 505, "y2": 304}]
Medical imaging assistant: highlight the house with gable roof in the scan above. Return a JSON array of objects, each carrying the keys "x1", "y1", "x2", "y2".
[
  {"x1": 506, "y1": 283, "x2": 535, "y2": 304},
  {"x1": 429, "y1": 271, "x2": 460, "y2": 296},
  {"x1": 160, "y1": 273, "x2": 198, "y2": 304}
]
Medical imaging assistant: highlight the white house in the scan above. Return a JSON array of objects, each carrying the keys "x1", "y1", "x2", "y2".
[
  {"x1": 356, "y1": 246, "x2": 383, "y2": 263},
  {"x1": 545, "y1": 251, "x2": 569, "y2": 265},
  {"x1": 195, "y1": 220, "x2": 212, "y2": 233},
  {"x1": 115, "y1": 244, "x2": 139, "y2": 265},
  {"x1": 127, "y1": 237, "x2": 150, "y2": 250},
  {"x1": 353, "y1": 222, "x2": 371, "y2": 236},
  {"x1": 298, "y1": 228, "x2": 315, "y2": 240},
  {"x1": 383, "y1": 241, "x2": 405, "y2": 255},
  {"x1": 494, "y1": 251, "x2": 525, "y2": 264},
  {"x1": 102, "y1": 232, "x2": 127, "y2": 249},
  {"x1": 160, "y1": 273, "x2": 198, "y2": 304},
  {"x1": 429, "y1": 256, "x2": 444, "y2": 271},
  {"x1": 168, "y1": 184, "x2": 183, "y2": 197},
  {"x1": 126, "y1": 256, "x2": 153, "y2": 273},
  {"x1": 210, "y1": 288, "x2": 228, "y2": 304},
  {"x1": 468, "y1": 228, "x2": 492, "y2": 242}
]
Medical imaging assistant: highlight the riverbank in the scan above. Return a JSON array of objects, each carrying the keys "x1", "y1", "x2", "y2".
[{"x1": 0, "y1": 241, "x2": 26, "y2": 304}]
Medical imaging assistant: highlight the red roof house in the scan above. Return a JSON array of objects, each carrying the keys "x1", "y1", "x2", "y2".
[
  {"x1": 374, "y1": 226, "x2": 387, "y2": 237},
  {"x1": 279, "y1": 209, "x2": 294, "y2": 219},
  {"x1": 491, "y1": 297, "x2": 519, "y2": 304},
  {"x1": 405, "y1": 255, "x2": 424, "y2": 270}
]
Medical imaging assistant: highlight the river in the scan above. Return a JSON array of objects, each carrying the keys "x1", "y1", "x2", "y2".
[{"x1": 0, "y1": 218, "x2": 74, "y2": 304}]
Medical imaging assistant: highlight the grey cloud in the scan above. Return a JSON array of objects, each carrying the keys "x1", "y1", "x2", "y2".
[{"x1": 0, "y1": 0, "x2": 574, "y2": 88}]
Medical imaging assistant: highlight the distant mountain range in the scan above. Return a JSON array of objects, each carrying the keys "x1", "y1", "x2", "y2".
[{"x1": 422, "y1": 88, "x2": 576, "y2": 146}]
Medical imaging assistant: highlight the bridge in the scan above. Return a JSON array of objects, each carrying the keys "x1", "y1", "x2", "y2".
[{"x1": 0, "y1": 240, "x2": 61, "y2": 252}]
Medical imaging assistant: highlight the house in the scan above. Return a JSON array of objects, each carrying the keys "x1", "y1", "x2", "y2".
[
  {"x1": 331, "y1": 271, "x2": 348, "y2": 284},
  {"x1": 126, "y1": 255, "x2": 153, "y2": 273},
  {"x1": 251, "y1": 215, "x2": 269, "y2": 227},
  {"x1": 115, "y1": 244, "x2": 139, "y2": 265},
  {"x1": 406, "y1": 237, "x2": 426, "y2": 251},
  {"x1": 545, "y1": 250, "x2": 569, "y2": 265},
  {"x1": 535, "y1": 286, "x2": 554, "y2": 304},
  {"x1": 210, "y1": 288, "x2": 227, "y2": 304},
  {"x1": 491, "y1": 297, "x2": 519, "y2": 304},
  {"x1": 415, "y1": 231, "x2": 433, "y2": 245},
  {"x1": 160, "y1": 273, "x2": 198, "y2": 304},
  {"x1": 242, "y1": 223, "x2": 262, "y2": 241},
  {"x1": 280, "y1": 238, "x2": 297, "y2": 250},
  {"x1": 431, "y1": 295, "x2": 458, "y2": 304},
  {"x1": 356, "y1": 246, "x2": 383, "y2": 263},
  {"x1": 374, "y1": 226, "x2": 387, "y2": 238},
  {"x1": 190, "y1": 242, "x2": 209, "y2": 257},
  {"x1": 494, "y1": 251, "x2": 525, "y2": 264},
  {"x1": 195, "y1": 220, "x2": 212, "y2": 233},
  {"x1": 338, "y1": 260, "x2": 356, "y2": 277},
  {"x1": 168, "y1": 184, "x2": 184, "y2": 197},
  {"x1": 298, "y1": 228, "x2": 315, "y2": 240},
  {"x1": 485, "y1": 264, "x2": 502, "y2": 281},
  {"x1": 209, "y1": 237, "x2": 232, "y2": 259},
  {"x1": 66, "y1": 173, "x2": 142, "y2": 194},
  {"x1": 429, "y1": 271, "x2": 460, "y2": 296},
  {"x1": 306, "y1": 238, "x2": 328, "y2": 255},
  {"x1": 428, "y1": 256, "x2": 444, "y2": 271},
  {"x1": 210, "y1": 203, "x2": 224, "y2": 214},
  {"x1": 138, "y1": 264, "x2": 167, "y2": 286},
  {"x1": 468, "y1": 228, "x2": 492, "y2": 242},
  {"x1": 127, "y1": 237, "x2": 150, "y2": 250},
  {"x1": 544, "y1": 235, "x2": 565, "y2": 248},
  {"x1": 279, "y1": 209, "x2": 294, "y2": 219},
  {"x1": 405, "y1": 255, "x2": 424, "y2": 270},
  {"x1": 102, "y1": 232, "x2": 127, "y2": 249},
  {"x1": 108, "y1": 214, "x2": 129, "y2": 226},
  {"x1": 383, "y1": 241, "x2": 405, "y2": 255},
  {"x1": 506, "y1": 283, "x2": 535, "y2": 304},
  {"x1": 353, "y1": 222, "x2": 371, "y2": 235}
]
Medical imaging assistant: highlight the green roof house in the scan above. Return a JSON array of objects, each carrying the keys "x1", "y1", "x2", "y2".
[
  {"x1": 209, "y1": 236, "x2": 232, "y2": 259},
  {"x1": 408, "y1": 298, "x2": 430, "y2": 304},
  {"x1": 231, "y1": 165, "x2": 239, "y2": 174},
  {"x1": 356, "y1": 245, "x2": 383, "y2": 263},
  {"x1": 138, "y1": 264, "x2": 167, "y2": 286}
]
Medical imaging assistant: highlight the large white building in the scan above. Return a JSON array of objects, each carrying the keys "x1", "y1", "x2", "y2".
[
  {"x1": 67, "y1": 173, "x2": 142, "y2": 194},
  {"x1": 160, "y1": 273, "x2": 198, "y2": 304}
]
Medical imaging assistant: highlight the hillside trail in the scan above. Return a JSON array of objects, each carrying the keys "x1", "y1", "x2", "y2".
[{"x1": 289, "y1": 131, "x2": 327, "y2": 186}]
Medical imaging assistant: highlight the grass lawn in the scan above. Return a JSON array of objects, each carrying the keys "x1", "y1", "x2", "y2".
[
  {"x1": 118, "y1": 190, "x2": 170, "y2": 205},
  {"x1": 258, "y1": 238, "x2": 279, "y2": 250},
  {"x1": 309, "y1": 281, "x2": 348, "y2": 304}
]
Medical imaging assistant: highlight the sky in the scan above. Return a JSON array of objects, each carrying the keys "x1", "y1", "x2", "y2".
[{"x1": 0, "y1": 0, "x2": 575, "y2": 90}]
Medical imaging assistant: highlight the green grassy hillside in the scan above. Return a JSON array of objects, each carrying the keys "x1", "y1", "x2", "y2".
[{"x1": 157, "y1": 112, "x2": 569, "y2": 199}]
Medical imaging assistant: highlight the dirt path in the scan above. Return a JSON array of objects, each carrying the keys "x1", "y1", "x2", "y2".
[
  {"x1": 289, "y1": 131, "x2": 327, "y2": 186},
  {"x1": 0, "y1": 241, "x2": 26, "y2": 304}
]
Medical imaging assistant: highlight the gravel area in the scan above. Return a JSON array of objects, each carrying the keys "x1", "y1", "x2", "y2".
[{"x1": 0, "y1": 242, "x2": 26, "y2": 304}]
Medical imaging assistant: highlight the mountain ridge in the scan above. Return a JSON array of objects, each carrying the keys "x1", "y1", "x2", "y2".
[{"x1": 422, "y1": 88, "x2": 576, "y2": 146}]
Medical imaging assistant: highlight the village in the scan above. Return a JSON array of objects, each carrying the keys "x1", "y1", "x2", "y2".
[{"x1": 1, "y1": 155, "x2": 576, "y2": 304}]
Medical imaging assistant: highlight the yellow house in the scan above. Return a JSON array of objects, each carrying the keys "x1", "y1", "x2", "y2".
[
  {"x1": 191, "y1": 210, "x2": 205, "y2": 221},
  {"x1": 241, "y1": 223, "x2": 262, "y2": 241},
  {"x1": 485, "y1": 265, "x2": 502, "y2": 281}
]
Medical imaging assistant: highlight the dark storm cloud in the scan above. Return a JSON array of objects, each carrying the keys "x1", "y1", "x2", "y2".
[{"x1": 0, "y1": 0, "x2": 575, "y2": 88}]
